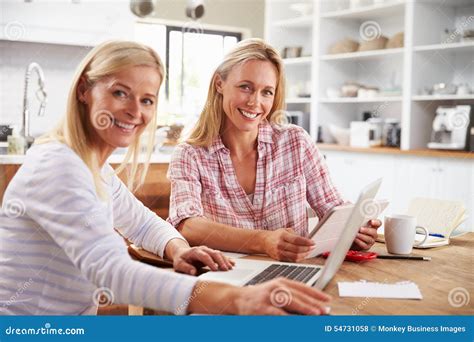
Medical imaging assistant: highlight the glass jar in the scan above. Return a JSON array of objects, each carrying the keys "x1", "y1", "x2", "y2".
[
  {"x1": 367, "y1": 118, "x2": 384, "y2": 147},
  {"x1": 383, "y1": 119, "x2": 401, "y2": 147}
]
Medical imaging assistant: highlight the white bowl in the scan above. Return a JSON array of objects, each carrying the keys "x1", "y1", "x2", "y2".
[
  {"x1": 328, "y1": 124, "x2": 350, "y2": 146},
  {"x1": 326, "y1": 87, "x2": 341, "y2": 99}
]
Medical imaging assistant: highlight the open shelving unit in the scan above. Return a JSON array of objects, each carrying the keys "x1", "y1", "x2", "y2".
[
  {"x1": 273, "y1": 15, "x2": 313, "y2": 28},
  {"x1": 282, "y1": 56, "x2": 312, "y2": 65},
  {"x1": 413, "y1": 41, "x2": 474, "y2": 52},
  {"x1": 320, "y1": 1, "x2": 406, "y2": 19},
  {"x1": 265, "y1": 0, "x2": 314, "y2": 132},
  {"x1": 412, "y1": 94, "x2": 474, "y2": 101},
  {"x1": 320, "y1": 47, "x2": 404, "y2": 61},
  {"x1": 319, "y1": 97, "x2": 402, "y2": 104},
  {"x1": 265, "y1": 0, "x2": 474, "y2": 150}
]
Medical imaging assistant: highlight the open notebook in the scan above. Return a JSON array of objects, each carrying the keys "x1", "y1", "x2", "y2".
[{"x1": 377, "y1": 197, "x2": 467, "y2": 248}]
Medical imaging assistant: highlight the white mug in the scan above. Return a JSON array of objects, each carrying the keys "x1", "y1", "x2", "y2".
[{"x1": 384, "y1": 214, "x2": 429, "y2": 255}]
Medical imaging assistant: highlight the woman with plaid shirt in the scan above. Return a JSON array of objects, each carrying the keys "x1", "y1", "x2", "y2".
[{"x1": 168, "y1": 39, "x2": 381, "y2": 262}]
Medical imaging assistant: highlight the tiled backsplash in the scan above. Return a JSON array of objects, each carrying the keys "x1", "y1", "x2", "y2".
[{"x1": 0, "y1": 41, "x2": 91, "y2": 137}]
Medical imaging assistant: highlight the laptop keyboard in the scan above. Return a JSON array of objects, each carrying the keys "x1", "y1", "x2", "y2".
[{"x1": 244, "y1": 264, "x2": 321, "y2": 286}]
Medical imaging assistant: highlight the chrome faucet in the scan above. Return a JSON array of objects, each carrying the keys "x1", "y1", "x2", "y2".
[{"x1": 22, "y1": 62, "x2": 47, "y2": 142}]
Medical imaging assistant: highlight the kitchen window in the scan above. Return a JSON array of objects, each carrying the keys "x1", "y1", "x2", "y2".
[{"x1": 135, "y1": 21, "x2": 243, "y2": 126}]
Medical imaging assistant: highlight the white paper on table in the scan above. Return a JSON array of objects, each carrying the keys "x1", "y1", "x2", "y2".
[{"x1": 338, "y1": 280, "x2": 423, "y2": 300}]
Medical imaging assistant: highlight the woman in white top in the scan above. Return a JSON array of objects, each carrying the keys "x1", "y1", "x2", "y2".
[{"x1": 0, "y1": 41, "x2": 331, "y2": 315}]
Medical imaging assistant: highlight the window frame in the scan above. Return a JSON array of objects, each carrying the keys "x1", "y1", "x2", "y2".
[{"x1": 164, "y1": 25, "x2": 242, "y2": 98}]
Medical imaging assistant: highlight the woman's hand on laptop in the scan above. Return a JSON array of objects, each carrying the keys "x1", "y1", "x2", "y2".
[
  {"x1": 262, "y1": 228, "x2": 315, "y2": 262},
  {"x1": 235, "y1": 277, "x2": 331, "y2": 315},
  {"x1": 187, "y1": 278, "x2": 331, "y2": 315},
  {"x1": 352, "y1": 219, "x2": 382, "y2": 250},
  {"x1": 166, "y1": 239, "x2": 234, "y2": 275}
]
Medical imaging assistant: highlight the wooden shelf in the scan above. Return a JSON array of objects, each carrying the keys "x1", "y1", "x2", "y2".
[
  {"x1": 283, "y1": 56, "x2": 312, "y2": 65},
  {"x1": 412, "y1": 95, "x2": 474, "y2": 101},
  {"x1": 413, "y1": 41, "x2": 474, "y2": 53},
  {"x1": 320, "y1": 48, "x2": 403, "y2": 61},
  {"x1": 273, "y1": 15, "x2": 312, "y2": 28},
  {"x1": 320, "y1": 1, "x2": 405, "y2": 20},
  {"x1": 319, "y1": 97, "x2": 402, "y2": 103},
  {"x1": 317, "y1": 143, "x2": 474, "y2": 159}
]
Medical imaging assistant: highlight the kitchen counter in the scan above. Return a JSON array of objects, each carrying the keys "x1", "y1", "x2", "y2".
[
  {"x1": 317, "y1": 143, "x2": 474, "y2": 160},
  {"x1": 1, "y1": 154, "x2": 173, "y2": 218},
  {"x1": 0, "y1": 152, "x2": 172, "y2": 165},
  {"x1": 3, "y1": 146, "x2": 473, "y2": 164}
]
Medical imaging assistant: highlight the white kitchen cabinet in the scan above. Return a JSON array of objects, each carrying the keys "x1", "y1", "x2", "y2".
[
  {"x1": 323, "y1": 151, "x2": 395, "y2": 204},
  {"x1": 0, "y1": 0, "x2": 135, "y2": 46},
  {"x1": 437, "y1": 158, "x2": 473, "y2": 232},
  {"x1": 391, "y1": 156, "x2": 440, "y2": 213},
  {"x1": 437, "y1": 159, "x2": 472, "y2": 202},
  {"x1": 395, "y1": 157, "x2": 473, "y2": 231},
  {"x1": 392, "y1": 156, "x2": 473, "y2": 232},
  {"x1": 323, "y1": 150, "x2": 473, "y2": 232}
]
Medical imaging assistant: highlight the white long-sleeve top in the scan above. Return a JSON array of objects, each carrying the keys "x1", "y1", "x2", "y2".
[{"x1": 0, "y1": 142, "x2": 198, "y2": 315}]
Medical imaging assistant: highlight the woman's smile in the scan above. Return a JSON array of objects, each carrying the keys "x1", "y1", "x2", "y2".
[
  {"x1": 113, "y1": 118, "x2": 141, "y2": 133},
  {"x1": 238, "y1": 108, "x2": 262, "y2": 120}
]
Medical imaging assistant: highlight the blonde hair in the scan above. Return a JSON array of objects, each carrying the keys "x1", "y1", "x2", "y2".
[
  {"x1": 36, "y1": 40, "x2": 165, "y2": 199},
  {"x1": 187, "y1": 38, "x2": 286, "y2": 147}
]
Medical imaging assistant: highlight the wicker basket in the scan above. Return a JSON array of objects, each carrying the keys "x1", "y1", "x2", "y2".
[
  {"x1": 328, "y1": 38, "x2": 359, "y2": 54},
  {"x1": 386, "y1": 32, "x2": 404, "y2": 49},
  {"x1": 358, "y1": 36, "x2": 388, "y2": 51}
]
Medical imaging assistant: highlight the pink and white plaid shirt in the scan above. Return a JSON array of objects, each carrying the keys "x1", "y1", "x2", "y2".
[{"x1": 167, "y1": 122, "x2": 344, "y2": 237}]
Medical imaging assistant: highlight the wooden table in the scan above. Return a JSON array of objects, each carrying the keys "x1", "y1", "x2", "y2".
[
  {"x1": 305, "y1": 233, "x2": 474, "y2": 315},
  {"x1": 130, "y1": 233, "x2": 473, "y2": 315}
]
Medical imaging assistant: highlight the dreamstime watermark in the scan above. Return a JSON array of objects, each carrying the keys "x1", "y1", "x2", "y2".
[
  {"x1": 4, "y1": 21, "x2": 26, "y2": 41},
  {"x1": 359, "y1": 21, "x2": 381, "y2": 41},
  {"x1": 444, "y1": 15, "x2": 474, "y2": 44},
  {"x1": 5, "y1": 323, "x2": 85, "y2": 336},
  {"x1": 175, "y1": 281, "x2": 209, "y2": 314},
  {"x1": 374, "y1": 101, "x2": 389, "y2": 117},
  {"x1": 83, "y1": 212, "x2": 104, "y2": 228},
  {"x1": 448, "y1": 287, "x2": 470, "y2": 308},
  {"x1": 92, "y1": 287, "x2": 114, "y2": 307},
  {"x1": 273, "y1": 109, "x2": 291, "y2": 127},
  {"x1": 182, "y1": 21, "x2": 204, "y2": 35},
  {"x1": 351, "y1": 278, "x2": 388, "y2": 314},
  {"x1": 176, "y1": 201, "x2": 200, "y2": 217},
  {"x1": 91, "y1": 110, "x2": 114, "y2": 130},
  {"x1": 270, "y1": 287, "x2": 292, "y2": 308},
  {"x1": 2, "y1": 278, "x2": 34, "y2": 308},
  {"x1": 359, "y1": 198, "x2": 382, "y2": 218},
  {"x1": 352, "y1": 296, "x2": 371, "y2": 315},
  {"x1": 449, "y1": 111, "x2": 470, "y2": 130},
  {"x1": 3, "y1": 198, "x2": 26, "y2": 218}
]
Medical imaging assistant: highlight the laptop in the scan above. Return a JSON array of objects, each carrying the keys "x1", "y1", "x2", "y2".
[{"x1": 198, "y1": 178, "x2": 383, "y2": 290}]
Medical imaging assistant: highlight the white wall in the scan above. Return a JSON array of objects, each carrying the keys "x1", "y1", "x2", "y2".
[
  {"x1": 151, "y1": 0, "x2": 265, "y2": 38},
  {"x1": 0, "y1": 0, "x2": 266, "y2": 136},
  {"x1": 0, "y1": 41, "x2": 91, "y2": 136}
]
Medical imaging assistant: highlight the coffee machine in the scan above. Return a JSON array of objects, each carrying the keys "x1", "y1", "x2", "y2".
[{"x1": 428, "y1": 105, "x2": 471, "y2": 151}]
